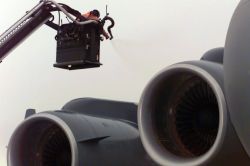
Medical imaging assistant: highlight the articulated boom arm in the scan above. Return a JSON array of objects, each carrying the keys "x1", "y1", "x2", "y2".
[
  {"x1": 0, "y1": 0, "x2": 105, "y2": 64},
  {"x1": 0, "y1": 1, "x2": 51, "y2": 62}
]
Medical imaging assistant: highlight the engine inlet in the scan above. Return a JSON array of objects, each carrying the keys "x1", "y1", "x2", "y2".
[
  {"x1": 172, "y1": 78, "x2": 219, "y2": 156},
  {"x1": 155, "y1": 77, "x2": 219, "y2": 158},
  {"x1": 36, "y1": 124, "x2": 71, "y2": 166},
  {"x1": 8, "y1": 116, "x2": 73, "y2": 166}
]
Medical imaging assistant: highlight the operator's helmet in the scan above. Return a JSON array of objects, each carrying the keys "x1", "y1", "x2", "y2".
[{"x1": 91, "y1": 9, "x2": 100, "y2": 18}]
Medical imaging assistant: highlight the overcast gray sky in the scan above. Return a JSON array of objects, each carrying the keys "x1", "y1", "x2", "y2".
[{"x1": 0, "y1": 0, "x2": 239, "y2": 165}]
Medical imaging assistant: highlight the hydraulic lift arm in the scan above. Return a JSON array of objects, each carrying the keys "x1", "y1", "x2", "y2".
[{"x1": 0, "y1": 1, "x2": 52, "y2": 62}]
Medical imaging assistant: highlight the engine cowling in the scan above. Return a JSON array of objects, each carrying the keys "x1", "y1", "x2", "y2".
[
  {"x1": 138, "y1": 61, "x2": 250, "y2": 166},
  {"x1": 7, "y1": 98, "x2": 156, "y2": 166}
]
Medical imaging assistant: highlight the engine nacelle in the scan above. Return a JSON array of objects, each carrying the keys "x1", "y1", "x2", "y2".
[
  {"x1": 138, "y1": 61, "x2": 250, "y2": 166},
  {"x1": 8, "y1": 98, "x2": 156, "y2": 166}
]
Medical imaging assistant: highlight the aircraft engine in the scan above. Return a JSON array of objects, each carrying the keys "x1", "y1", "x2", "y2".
[
  {"x1": 7, "y1": 98, "x2": 156, "y2": 166},
  {"x1": 138, "y1": 61, "x2": 250, "y2": 166}
]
